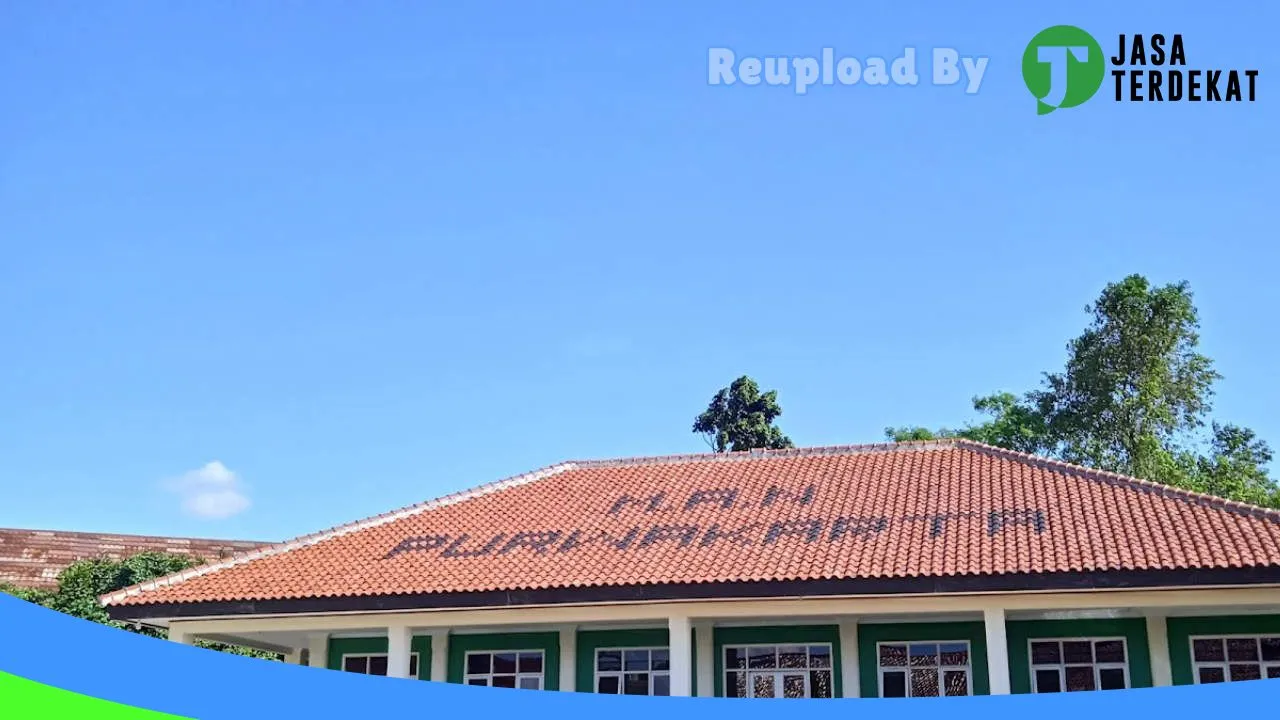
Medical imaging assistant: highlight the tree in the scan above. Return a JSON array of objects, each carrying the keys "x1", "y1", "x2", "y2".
[
  {"x1": 0, "y1": 551, "x2": 279, "y2": 660},
  {"x1": 888, "y1": 275, "x2": 1279, "y2": 508},
  {"x1": 886, "y1": 392, "x2": 1049, "y2": 452},
  {"x1": 693, "y1": 376, "x2": 794, "y2": 452}
]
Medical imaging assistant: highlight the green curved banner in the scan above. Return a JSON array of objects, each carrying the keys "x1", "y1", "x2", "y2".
[{"x1": 0, "y1": 671, "x2": 192, "y2": 719}]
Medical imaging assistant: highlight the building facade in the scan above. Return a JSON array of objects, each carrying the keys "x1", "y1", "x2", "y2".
[{"x1": 101, "y1": 440, "x2": 1280, "y2": 698}]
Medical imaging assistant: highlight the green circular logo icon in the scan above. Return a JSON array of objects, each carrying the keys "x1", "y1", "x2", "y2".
[{"x1": 1022, "y1": 25, "x2": 1105, "y2": 115}]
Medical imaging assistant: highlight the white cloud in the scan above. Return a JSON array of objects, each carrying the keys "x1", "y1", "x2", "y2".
[{"x1": 163, "y1": 461, "x2": 251, "y2": 520}]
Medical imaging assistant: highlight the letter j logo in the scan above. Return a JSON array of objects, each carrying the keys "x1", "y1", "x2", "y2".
[{"x1": 1022, "y1": 25, "x2": 1105, "y2": 115}]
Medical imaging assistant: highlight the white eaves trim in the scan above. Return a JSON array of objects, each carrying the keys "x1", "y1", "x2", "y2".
[{"x1": 99, "y1": 462, "x2": 578, "y2": 607}]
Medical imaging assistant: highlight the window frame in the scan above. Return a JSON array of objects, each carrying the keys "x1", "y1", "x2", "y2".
[
  {"x1": 339, "y1": 652, "x2": 421, "y2": 678},
  {"x1": 721, "y1": 642, "x2": 836, "y2": 699},
  {"x1": 1189, "y1": 634, "x2": 1280, "y2": 684},
  {"x1": 593, "y1": 646, "x2": 671, "y2": 696},
  {"x1": 462, "y1": 649, "x2": 547, "y2": 690},
  {"x1": 1026, "y1": 637, "x2": 1130, "y2": 693},
  {"x1": 875, "y1": 640, "x2": 974, "y2": 698}
]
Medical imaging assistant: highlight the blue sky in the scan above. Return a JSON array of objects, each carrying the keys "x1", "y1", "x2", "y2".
[{"x1": 1, "y1": 2, "x2": 1275, "y2": 542}]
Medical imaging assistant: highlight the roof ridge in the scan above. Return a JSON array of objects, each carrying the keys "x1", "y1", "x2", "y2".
[
  {"x1": 952, "y1": 439, "x2": 1280, "y2": 523},
  {"x1": 98, "y1": 461, "x2": 579, "y2": 607},
  {"x1": 571, "y1": 439, "x2": 960, "y2": 467}
]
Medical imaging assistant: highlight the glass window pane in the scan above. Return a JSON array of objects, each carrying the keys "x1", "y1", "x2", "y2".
[
  {"x1": 882, "y1": 671, "x2": 907, "y2": 698},
  {"x1": 752, "y1": 673, "x2": 775, "y2": 698},
  {"x1": 597, "y1": 676, "x2": 620, "y2": 694},
  {"x1": 1031, "y1": 641, "x2": 1061, "y2": 666},
  {"x1": 1227, "y1": 639, "x2": 1259, "y2": 662},
  {"x1": 343, "y1": 656, "x2": 366, "y2": 674},
  {"x1": 1260, "y1": 638, "x2": 1280, "y2": 662},
  {"x1": 624, "y1": 650, "x2": 649, "y2": 671},
  {"x1": 1194, "y1": 639, "x2": 1225, "y2": 662},
  {"x1": 725, "y1": 671, "x2": 746, "y2": 698},
  {"x1": 939, "y1": 643, "x2": 969, "y2": 667},
  {"x1": 409, "y1": 656, "x2": 419, "y2": 677},
  {"x1": 1229, "y1": 664, "x2": 1262, "y2": 681},
  {"x1": 467, "y1": 678, "x2": 489, "y2": 686},
  {"x1": 493, "y1": 675, "x2": 516, "y2": 689},
  {"x1": 1266, "y1": 667, "x2": 1280, "y2": 679},
  {"x1": 1094, "y1": 640, "x2": 1125, "y2": 664},
  {"x1": 781, "y1": 674, "x2": 805, "y2": 698},
  {"x1": 810, "y1": 670, "x2": 832, "y2": 698},
  {"x1": 653, "y1": 674, "x2": 670, "y2": 696},
  {"x1": 1098, "y1": 667, "x2": 1126, "y2": 690},
  {"x1": 1198, "y1": 667, "x2": 1225, "y2": 683},
  {"x1": 518, "y1": 677, "x2": 540, "y2": 690},
  {"x1": 624, "y1": 673, "x2": 649, "y2": 695},
  {"x1": 943, "y1": 670, "x2": 968, "y2": 696},
  {"x1": 597, "y1": 650, "x2": 621, "y2": 672},
  {"x1": 651, "y1": 649, "x2": 670, "y2": 671},
  {"x1": 1035, "y1": 669, "x2": 1062, "y2": 693},
  {"x1": 1063, "y1": 641, "x2": 1093, "y2": 664},
  {"x1": 725, "y1": 647, "x2": 746, "y2": 670},
  {"x1": 909, "y1": 644, "x2": 939, "y2": 667},
  {"x1": 519, "y1": 652, "x2": 543, "y2": 673},
  {"x1": 808, "y1": 646, "x2": 831, "y2": 668},
  {"x1": 1065, "y1": 666, "x2": 1095, "y2": 691},
  {"x1": 368, "y1": 656, "x2": 388, "y2": 676},
  {"x1": 779, "y1": 646, "x2": 807, "y2": 669},
  {"x1": 911, "y1": 668, "x2": 939, "y2": 697},
  {"x1": 879, "y1": 644, "x2": 907, "y2": 667},
  {"x1": 748, "y1": 647, "x2": 777, "y2": 669},
  {"x1": 467, "y1": 653, "x2": 491, "y2": 675},
  {"x1": 493, "y1": 653, "x2": 517, "y2": 674}
]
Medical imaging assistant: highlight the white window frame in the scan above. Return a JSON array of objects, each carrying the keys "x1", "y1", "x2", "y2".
[
  {"x1": 1026, "y1": 637, "x2": 1130, "y2": 693},
  {"x1": 339, "y1": 652, "x2": 421, "y2": 678},
  {"x1": 462, "y1": 649, "x2": 546, "y2": 690},
  {"x1": 875, "y1": 640, "x2": 974, "y2": 698},
  {"x1": 1189, "y1": 634, "x2": 1280, "y2": 684},
  {"x1": 721, "y1": 642, "x2": 835, "y2": 699},
  {"x1": 593, "y1": 646, "x2": 671, "y2": 695}
]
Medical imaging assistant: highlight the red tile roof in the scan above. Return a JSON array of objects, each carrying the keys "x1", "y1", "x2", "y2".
[
  {"x1": 102, "y1": 440, "x2": 1280, "y2": 610},
  {"x1": 0, "y1": 528, "x2": 267, "y2": 590}
]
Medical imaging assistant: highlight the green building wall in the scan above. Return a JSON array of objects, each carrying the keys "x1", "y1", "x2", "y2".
[{"x1": 324, "y1": 614, "x2": 1280, "y2": 697}]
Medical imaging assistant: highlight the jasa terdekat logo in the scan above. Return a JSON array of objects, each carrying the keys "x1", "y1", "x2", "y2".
[{"x1": 1022, "y1": 26, "x2": 1259, "y2": 115}]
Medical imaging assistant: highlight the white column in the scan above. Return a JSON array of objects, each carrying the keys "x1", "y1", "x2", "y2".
[
  {"x1": 387, "y1": 626, "x2": 414, "y2": 679},
  {"x1": 559, "y1": 627, "x2": 578, "y2": 691},
  {"x1": 307, "y1": 633, "x2": 329, "y2": 669},
  {"x1": 1146, "y1": 614, "x2": 1172, "y2": 687},
  {"x1": 838, "y1": 620, "x2": 860, "y2": 699},
  {"x1": 668, "y1": 615, "x2": 692, "y2": 696},
  {"x1": 983, "y1": 608, "x2": 1011, "y2": 695},
  {"x1": 694, "y1": 623, "x2": 714, "y2": 697},
  {"x1": 167, "y1": 626, "x2": 193, "y2": 645},
  {"x1": 430, "y1": 630, "x2": 449, "y2": 683}
]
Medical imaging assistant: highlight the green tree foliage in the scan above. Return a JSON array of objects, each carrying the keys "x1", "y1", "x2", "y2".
[
  {"x1": 693, "y1": 375, "x2": 794, "y2": 452},
  {"x1": 0, "y1": 582, "x2": 53, "y2": 606},
  {"x1": 0, "y1": 551, "x2": 279, "y2": 661},
  {"x1": 886, "y1": 275, "x2": 1279, "y2": 508}
]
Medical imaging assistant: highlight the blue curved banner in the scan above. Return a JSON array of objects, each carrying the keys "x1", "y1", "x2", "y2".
[{"x1": 1, "y1": 594, "x2": 1276, "y2": 718}]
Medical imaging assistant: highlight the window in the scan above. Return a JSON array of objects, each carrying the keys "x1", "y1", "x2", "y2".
[
  {"x1": 723, "y1": 644, "x2": 833, "y2": 698},
  {"x1": 341, "y1": 653, "x2": 420, "y2": 677},
  {"x1": 595, "y1": 647, "x2": 670, "y2": 695},
  {"x1": 877, "y1": 641, "x2": 971, "y2": 697},
  {"x1": 463, "y1": 650, "x2": 545, "y2": 690},
  {"x1": 1191, "y1": 636, "x2": 1280, "y2": 684},
  {"x1": 1028, "y1": 638, "x2": 1129, "y2": 692}
]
